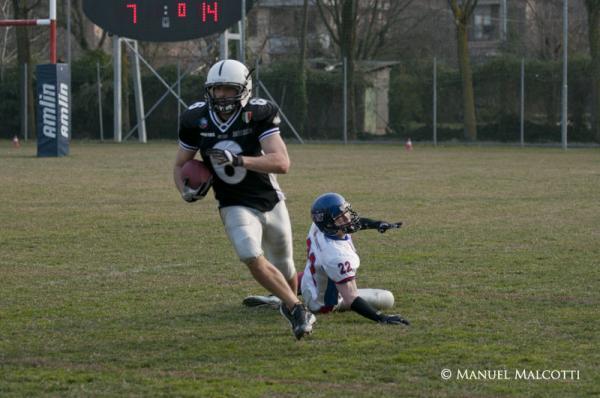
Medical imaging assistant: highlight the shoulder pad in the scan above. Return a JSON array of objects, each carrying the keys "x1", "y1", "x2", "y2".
[
  {"x1": 181, "y1": 101, "x2": 208, "y2": 127},
  {"x1": 244, "y1": 98, "x2": 278, "y2": 122},
  {"x1": 188, "y1": 101, "x2": 208, "y2": 111}
]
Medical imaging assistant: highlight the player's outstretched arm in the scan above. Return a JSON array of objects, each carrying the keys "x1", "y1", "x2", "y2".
[{"x1": 359, "y1": 217, "x2": 403, "y2": 233}]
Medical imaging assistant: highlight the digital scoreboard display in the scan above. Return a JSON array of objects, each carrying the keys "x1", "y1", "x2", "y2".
[{"x1": 83, "y1": 0, "x2": 253, "y2": 42}]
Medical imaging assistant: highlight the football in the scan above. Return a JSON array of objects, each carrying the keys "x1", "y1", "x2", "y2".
[{"x1": 181, "y1": 159, "x2": 213, "y2": 189}]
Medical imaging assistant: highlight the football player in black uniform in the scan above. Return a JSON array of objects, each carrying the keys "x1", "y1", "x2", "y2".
[{"x1": 173, "y1": 59, "x2": 315, "y2": 340}]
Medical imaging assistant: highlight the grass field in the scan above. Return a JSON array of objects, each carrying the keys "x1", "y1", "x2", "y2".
[{"x1": 1, "y1": 141, "x2": 599, "y2": 397}]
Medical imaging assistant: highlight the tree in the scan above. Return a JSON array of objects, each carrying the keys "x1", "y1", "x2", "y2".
[
  {"x1": 316, "y1": 0, "x2": 414, "y2": 139},
  {"x1": 296, "y1": 0, "x2": 309, "y2": 136},
  {"x1": 524, "y1": 0, "x2": 589, "y2": 60},
  {"x1": 585, "y1": 0, "x2": 600, "y2": 142},
  {"x1": 316, "y1": 0, "x2": 357, "y2": 138},
  {"x1": 0, "y1": 0, "x2": 17, "y2": 81},
  {"x1": 447, "y1": 0, "x2": 478, "y2": 140},
  {"x1": 12, "y1": 0, "x2": 41, "y2": 138}
]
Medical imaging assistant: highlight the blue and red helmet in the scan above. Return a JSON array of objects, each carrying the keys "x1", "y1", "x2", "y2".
[{"x1": 311, "y1": 193, "x2": 361, "y2": 235}]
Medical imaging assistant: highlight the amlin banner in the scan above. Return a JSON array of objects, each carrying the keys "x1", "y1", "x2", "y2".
[{"x1": 36, "y1": 64, "x2": 70, "y2": 157}]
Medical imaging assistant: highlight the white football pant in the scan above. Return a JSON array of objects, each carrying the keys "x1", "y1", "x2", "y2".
[{"x1": 219, "y1": 200, "x2": 295, "y2": 280}]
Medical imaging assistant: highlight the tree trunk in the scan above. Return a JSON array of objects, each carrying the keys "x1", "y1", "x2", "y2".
[
  {"x1": 12, "y1": 0, "x2": 35, "y2": 138},
  {"x1": 341, "y1": 0, "x2": 357, "y2": 140},
  {"x1": 587, "y1": 2, "x2": 600, "y2": 143},
  {"x1": 296, "y1": 0, "x2": 309, "y2": 137},
  {"x1": 456, "y1": 22, "x2": 477, "y2": 140}
]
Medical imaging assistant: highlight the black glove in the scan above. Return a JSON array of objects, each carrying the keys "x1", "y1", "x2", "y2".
[
  {"x1": 181, "y1": 179, "x2": 211, "y2": 202},
  {"x1": 377, "y1": 221, "x2": 402, "y2": 233},
  {"x1": 379, "y1": 314, "x2": 410, "y2": 326},
  {"x1": 206, "y1": 148, "x2": 244, "y2": 167}
]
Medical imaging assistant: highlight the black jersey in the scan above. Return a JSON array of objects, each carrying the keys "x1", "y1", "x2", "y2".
[{"x1": 178, "y1": 98, "x2": 285, "y2": 212}]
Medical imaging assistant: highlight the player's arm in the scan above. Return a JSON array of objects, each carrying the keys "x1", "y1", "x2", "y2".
[
  {"x1": 337, "y1": 280, "x2": 410, "y2": 326},
  {"x1": 241, "y1": 133, "x2": 290, "y2": 174},
  {"x1": 359, "y1": 217, "x2": 403, "y2": 233},
  {"x1": 204, "y1": 133, "x2": 290, "y2": 174}
]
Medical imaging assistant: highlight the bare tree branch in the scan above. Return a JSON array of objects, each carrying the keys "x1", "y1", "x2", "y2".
[{"x1": 315, "y1": 0, "x2": 340, "y2": 46}]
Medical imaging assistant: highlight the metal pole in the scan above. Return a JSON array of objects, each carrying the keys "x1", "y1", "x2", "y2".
[
  {"x1": 130, "y1": 41, "x2": 147, "y2": 143},
  {"x1": 501, "y1": 0, "x2": 508, "y2": 41},
  {"x1": 97, "y1": 61, "x2": 104, "y2": 141},
  {"x1": 220, "y1": 31, "x2": 229, "y2": 59},
  {"x1": 113, "y1": 36, "x2": 122, "y2": 142},
  {"x1": 258, "y1": 80, "x2": 304, "y2": 144},
  {"x1": 561, "y1": 0, "x2": 568, "y2": 150},
  {"x1": 66, "y1": 0, "x2": 71, "y2": 65},
  {"x1": 240, "y1": 0, "x2": 246, "y2": 64},
  {"x1": 123, "y1": 40, "x2": 187, "y2": 108},
  {"x1": 255, "y1": 58, "x2": 260, "y2": 97},
  {"x1": 343, "y1": 57, "x2": 348, "y2": 144},
  {"x1": 520, "y1": 58, "x2": 525, "y2": 147},
  {"x1": 433, "y1": 57, "x2": 437, "y2": 146},
  {"x1": 124, "y1": 67, "x2": 193, "y2": 141},
  {"x1": 177, "y1": 61, "x2": 181, "y2": 132},
  {"x1": 49, "y1": 0, "x2": 56, "y2": 63}
]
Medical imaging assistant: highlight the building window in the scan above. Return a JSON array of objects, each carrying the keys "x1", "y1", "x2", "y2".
[{"x1": 471, "y1": 4, "x2": 500, "y2": 41}]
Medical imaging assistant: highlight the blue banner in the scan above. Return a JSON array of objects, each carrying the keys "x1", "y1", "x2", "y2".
[{"x1": 36, "y1": 64, "x2": 70, "y2": 157}]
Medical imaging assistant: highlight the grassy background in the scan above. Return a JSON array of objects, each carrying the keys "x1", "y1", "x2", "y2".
[{"x1": 1, "y1": 141, "x2": 599, "y2": 397}]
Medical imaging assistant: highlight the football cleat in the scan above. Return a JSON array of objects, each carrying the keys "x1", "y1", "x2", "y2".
[
  {"x1": 279, "y1": 302, "x2": 316, "y2": 340},
  {"x1": 242, "y1": 294, "x2": 282, "y2": 308}
]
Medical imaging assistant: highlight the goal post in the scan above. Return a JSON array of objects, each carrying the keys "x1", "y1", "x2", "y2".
[
  {"x1": 0, "y1": 0, "x2": 57, "y2": 63},
  {"x1": 1, "y1": 0, "x2": 70, "y2": 157}
]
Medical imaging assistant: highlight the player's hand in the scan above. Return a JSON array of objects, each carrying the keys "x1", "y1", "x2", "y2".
[
  {"x1": 380, "y1": 314, "x2": 410, "y2": 326},
  {"x1": 377, "y1": 221, "x2": 402, "y2": 233},
  {"x1": 206, "y1": 148, "x2": 244, "y2": 167},
  {"x1": 181, "y1": 180, "x2": 210, "y2": 202}
]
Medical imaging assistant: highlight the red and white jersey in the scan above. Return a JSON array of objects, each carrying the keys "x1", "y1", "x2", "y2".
[{"x1": 301, "y1": 223, "x2": 360, "y2": 312}]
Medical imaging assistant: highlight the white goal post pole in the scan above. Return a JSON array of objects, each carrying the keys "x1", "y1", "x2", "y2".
[{"x1": 50, "y1": 0, "x2": 57, "y2": 63}]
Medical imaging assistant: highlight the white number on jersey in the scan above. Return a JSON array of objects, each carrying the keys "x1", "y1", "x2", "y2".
[
  {"x1": 188, "y1": 101, "x2": 206, "y2": 110},
  {"x1": 248, "y1": 98, "x2": 268, "y2": 106},
  {"x1": 209, "y1": 140, "x2": 247, "y2": 184}
]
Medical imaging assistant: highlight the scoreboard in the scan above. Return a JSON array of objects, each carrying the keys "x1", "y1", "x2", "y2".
[{"x1": 83, "y1": 0, "x2": 253, "y2": 42}]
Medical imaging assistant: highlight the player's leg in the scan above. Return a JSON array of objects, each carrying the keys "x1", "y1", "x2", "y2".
[
  {"x1": 336, "y1": 288, "x2": 395, "y2": 311},
  {"x1": 262, "y1": 200, "x2": 297, "y2": 294},
  {"x1": 244, "y1": 255, "x2": 300, "y2": 309},
  {"x1": 242, "y1": 271, "x2": 304, "y2": 307},
  {"x1": 221, "y1": 205, "x2": 314, "y2": 339},
  {"x1": 220, "y1": 205, "x2": 297, "y2": 307}
]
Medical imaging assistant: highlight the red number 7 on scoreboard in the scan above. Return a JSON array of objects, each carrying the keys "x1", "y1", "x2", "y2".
[{"x1": 126, "y1": 3, "x2": 137, "y2": 24}]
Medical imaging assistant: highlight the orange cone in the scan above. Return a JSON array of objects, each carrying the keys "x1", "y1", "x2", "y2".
[
  {"x1": 12, "y1": 135, "x2": 20, "y2": 148},
  {"x1": 405, "y1": 138, "x2": 413, "y2": 151}
]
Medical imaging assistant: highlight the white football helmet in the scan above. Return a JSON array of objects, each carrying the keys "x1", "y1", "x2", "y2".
[{"x1": 205, "y1": 59, "x2": 252, "y2": 113}]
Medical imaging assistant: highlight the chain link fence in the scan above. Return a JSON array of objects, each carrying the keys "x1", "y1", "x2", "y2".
[{"x1": 1, "y1": 49, "x2": 597, "y2": 144}]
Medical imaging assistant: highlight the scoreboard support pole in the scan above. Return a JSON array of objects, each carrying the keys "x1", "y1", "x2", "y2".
[
  {"x1": 219, "y1": 22, "x2": 242, "y2": 61},
  {"x1": 130, "y1": 40, "x2": 147, "y2": 143},
  {"x1": 113, "y1": 36, "x2": 147, "y2": 143},
  {"x1": 113, "y1": 35, "x2": 122, "y2": 142}
]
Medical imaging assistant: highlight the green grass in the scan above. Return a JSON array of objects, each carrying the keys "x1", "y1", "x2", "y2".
[{"x1": 1, "y1": 141, "x2": 599, "y2": 397}]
